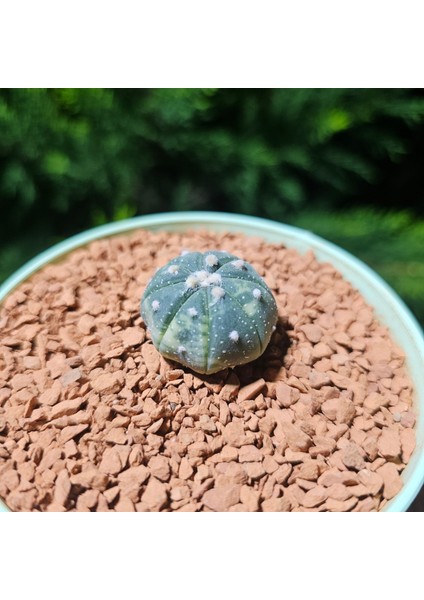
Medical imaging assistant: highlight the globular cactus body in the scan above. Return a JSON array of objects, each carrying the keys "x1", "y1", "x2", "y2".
[{"x1": 141, "y1": 251, "x2": 278, "y2": 374}]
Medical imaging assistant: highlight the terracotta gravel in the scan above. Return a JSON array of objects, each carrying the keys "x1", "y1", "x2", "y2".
[{"x1": 0, "y1": 228, "x2": 417, "y2": 511}]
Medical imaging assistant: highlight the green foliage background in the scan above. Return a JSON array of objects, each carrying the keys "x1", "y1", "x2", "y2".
[{"x1": 0, "y1": 89, "x2": 423, "y2": 325}]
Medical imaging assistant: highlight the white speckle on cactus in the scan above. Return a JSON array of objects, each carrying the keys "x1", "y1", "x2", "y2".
[
  {"x1": 188, "y1": 307, "x2": 198, "y2": 317},
  {"x1": 177, "y1": 345, "x2": 186, "y2": 353},
  {"x1": 211, "y1": 286, "x2": 225, "y2": 300},
  {"x1": 253, "y1": 288, "x2": 262, "y2": 299},
  {"x1": 186, "y1": 274, "x2": 199, "y2": 289},
  {"x1": 167, "y1": 265, "x2": 179, "y2": 275},
  {"x1": 152, "y1": 300, "x2": 160, "y2": 312},
  {"x1": 231, "y1": 259, "x2": 245, "y2": 269},
  {"x1": 181, "y1": 250, "x2": 190, "y2": 256},
  {"x1": 229, "y1": 330, "x2": 239, "y2": 342},
  {"x1": 205, "y1": 254, "x2": 218, "y2": 267}
]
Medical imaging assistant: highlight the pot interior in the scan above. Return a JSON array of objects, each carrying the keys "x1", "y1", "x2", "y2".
[{"x1": 0, "y1": 211, "x2": 423, "y2": 512}]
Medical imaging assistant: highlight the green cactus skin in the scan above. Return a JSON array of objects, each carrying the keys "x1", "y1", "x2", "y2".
[{"x1": 140, "y1": 251, "x2": 278, "y2": 375}]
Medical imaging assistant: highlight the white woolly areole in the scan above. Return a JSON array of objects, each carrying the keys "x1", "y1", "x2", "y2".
[
  {"x1": 211, "y1": 286, "x2": 225, "y2": 300},
  {"x1": 187, "y1": 270, "x2": 223, "y2": 288},
  {"x1": 188, "y1": 307, "x2": 198, "y2": 317},
  {"x1": 205, "y1": 254, "x2": 218, "y2": 267},
  {"x1": 208, "y1": 273, "x2": 222, "y2": 285},
  {"x1": 252, "y1": 288, "x2": 262, "y2": 299},
  {"x1": 152, "y1": 300, "x2": 160, "y2": 312},
  {"x1": 231, "y1": 259, "x2": 245, "y2": 269},
  {"x1": 181, "y1": 250, "x2": 190, "y2": 256},
  {"x1": 229, "y1": 330, "x2": 239, "y2": 342},
  {"x1": 185, "y1": 274, "x2": 199, "y2": 289},
  {"x1": 167, "y1": 265, "x2": 179, "y2": 275},
  {"x1": 177, "y1": 345, "x2": 186, "y2": 353},
  {"x1": 195, "y1": 270, "x2": 209, "y2": 282}
]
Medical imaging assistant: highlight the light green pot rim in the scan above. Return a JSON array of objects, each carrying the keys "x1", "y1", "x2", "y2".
[{"x1": 1, "y1": 211, "x2": 423, "y2": 512}]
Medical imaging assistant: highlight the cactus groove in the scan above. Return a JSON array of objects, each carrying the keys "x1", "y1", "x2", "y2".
[{"x1": 140, "y1": 250, "x2": 278, "y2": 374}]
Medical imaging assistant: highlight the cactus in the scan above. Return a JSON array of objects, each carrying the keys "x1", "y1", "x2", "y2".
[{"x1": 140, "y1": 251, "x2": 278, "y2": 374}]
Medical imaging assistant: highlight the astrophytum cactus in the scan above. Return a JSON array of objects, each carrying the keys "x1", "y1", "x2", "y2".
[{"x1": 140, "y1": 251, "x2": 278, "y2": 374}]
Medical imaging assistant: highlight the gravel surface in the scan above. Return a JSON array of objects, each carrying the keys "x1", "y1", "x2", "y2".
[{"x1": 0, "y1": 229, "x2": 417, "y2": 511}]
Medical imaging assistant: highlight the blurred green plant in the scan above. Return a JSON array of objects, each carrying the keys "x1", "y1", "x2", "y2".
[
  {"x1": 0, "y1": 89, "x2": 423, "y2": 325},
  {"x1": 1, "y1": 88, "x2": 424, "y2": 241}
]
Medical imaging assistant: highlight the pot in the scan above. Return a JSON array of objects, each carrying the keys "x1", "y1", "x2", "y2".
[{"x1": 1, "y1": 211, "x2": 423, "y2": 512}]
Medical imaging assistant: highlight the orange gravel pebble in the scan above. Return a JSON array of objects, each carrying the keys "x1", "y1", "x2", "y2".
[
  {"x1": 301, "y1": 485, "x2": 328, "y2": 508},
  {"x1": 202, "y1": 483, "x2": 240, "y2": 511},
  {"x1": 377, "y1": 463, "x2": 403, "y2": 500}
]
